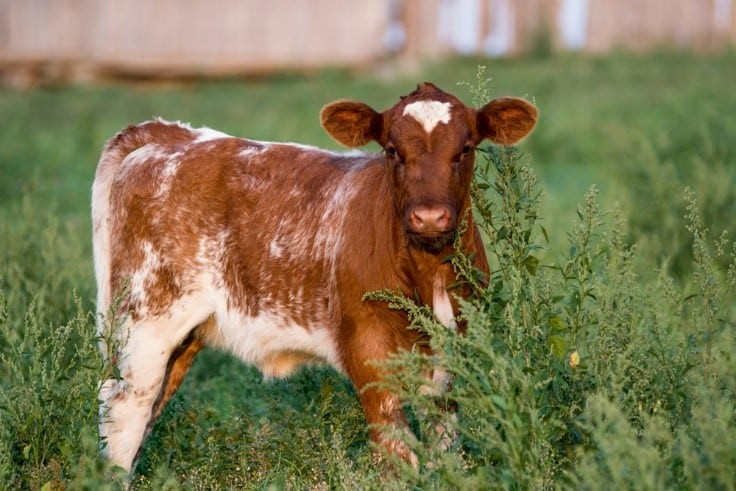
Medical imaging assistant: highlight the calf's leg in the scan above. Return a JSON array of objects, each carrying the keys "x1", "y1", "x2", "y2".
[
  {"x1": 359, "y1": 383, "x2": 418, "y2": 467},
  {"x1": 345, "y1": 324, "x2": 418, "y2": 466},
  {"x1": 99, "y1": 309, "x2": 211, "y2": 472},
  {"x1": 149, "y1": 318, "x2": 213, "y2": 424}
]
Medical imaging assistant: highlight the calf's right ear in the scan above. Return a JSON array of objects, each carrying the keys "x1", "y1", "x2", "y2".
[{"x1": 320, "y1": 101, "x2": 383, "y2": 148}]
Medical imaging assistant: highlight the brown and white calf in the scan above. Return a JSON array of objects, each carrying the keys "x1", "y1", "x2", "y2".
[{"x1": 92, "y1": 82, "x2": 537, "y2": 472}]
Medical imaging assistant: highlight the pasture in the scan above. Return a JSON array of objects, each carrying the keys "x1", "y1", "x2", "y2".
[{"x1": 1, "y1": 51, "x2": 735, "y2": 489}]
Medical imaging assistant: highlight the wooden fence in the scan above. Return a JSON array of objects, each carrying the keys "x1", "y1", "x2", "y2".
[{"x1": 1, "y1": 0, "x2": 734, "y2": 84}]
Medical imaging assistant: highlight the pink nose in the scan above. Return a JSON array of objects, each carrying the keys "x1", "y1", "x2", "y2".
[{"x1": 408, "y1": 205, "x2": 454, "y2": 234}]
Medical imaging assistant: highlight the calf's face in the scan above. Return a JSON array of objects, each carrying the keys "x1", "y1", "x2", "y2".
[{"x1": 321, "y1": 82, "x2": 537, "y2": 252}]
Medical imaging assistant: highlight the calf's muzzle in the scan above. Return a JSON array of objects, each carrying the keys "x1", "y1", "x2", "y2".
[
  {"x1": 407, "y1": 204, "x2": 454, "y2": 234},
  {"x1": 405, "y1": 203, "x2": 457, "y2": 252}
]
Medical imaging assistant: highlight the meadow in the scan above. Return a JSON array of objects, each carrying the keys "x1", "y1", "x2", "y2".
[{"x1": 1, "y1": 51, "x2": 735, "y2": 489}]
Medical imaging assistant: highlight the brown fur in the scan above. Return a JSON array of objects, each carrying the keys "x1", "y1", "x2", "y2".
[{"x1": 95, "y1": 84, "x2": 537, "y2": 471}]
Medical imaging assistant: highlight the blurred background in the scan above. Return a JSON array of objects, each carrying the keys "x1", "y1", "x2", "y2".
[{"x1": 1, "y1": 0, "x2": 734, "y2": 84}]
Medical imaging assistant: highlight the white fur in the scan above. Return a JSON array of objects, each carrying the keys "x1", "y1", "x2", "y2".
[
  {"x1": 99, "y1": 287, "x2": 215, "y2": 470},
  {"x1": 432, "y1": 273, "x2": 457, "y2": 330},
  {"x1": 403, "y1": 100, "x2": 452, "y2": 133},
  {"x1": 194, "y1": 127, "x2": 230, "y2": 142},
  {"x1": 128, "y1": 241, "x2": 163, "y2": 317},
  {"x1": 340, "y1": 149, "x2": 371, "y2": 158},
  {"x1": 115, "y1": 145, "x2": 174, "y2": 189},
  {"x1": 269, "y1": 238, "x2": 284, "y2": 258},
  {"x1": 91, "y1": 157, "x2": 114, "y2": 340},
  {"x1": 93, "y1": 119, "x2": 365, "y2": 472},
  {"x1": 194, "y1": 233, "x2": 343, "y2": 377},
  {"x1": 153, "y1": 118, "x2": 231, "y2": 143},
  {"x1": 239, "y1": 145, "x2": 268, "y2": 159},
  {"x1": 154, "y1": 152, "x2": 183, "y2": 199},
  {"x1": 314, "y1": 170, "x2": 359, "y2": 259},
  {"x1": 209, "y1": 307, "x2": 343, "y2": 377},
  {"x1": 421, "y1": 273, "x2": 456, "y2": 398},
  {"x1": 149, "y1": 118, "x2": 229, "y2": 143}
]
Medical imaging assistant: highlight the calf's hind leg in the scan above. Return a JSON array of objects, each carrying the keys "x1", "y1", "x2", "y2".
[
  {"x1": 148, "y1": 319, "x2": 212, "y2": 424},
  {"x1": 99, "y1": 313, "x2": 211, "y2": 472}
]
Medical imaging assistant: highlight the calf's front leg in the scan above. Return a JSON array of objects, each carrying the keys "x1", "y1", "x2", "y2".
[{"x1": 344, "y1": 321, "x2": 419, "y2": 466}]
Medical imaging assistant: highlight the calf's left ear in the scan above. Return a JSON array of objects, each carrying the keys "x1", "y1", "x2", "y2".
[
  {"x1": 320, "y1": 100, "x2": 383, "y2": 148},
  {"x1": 477, "y1": 97, "x2": 538, "y2": 145}
]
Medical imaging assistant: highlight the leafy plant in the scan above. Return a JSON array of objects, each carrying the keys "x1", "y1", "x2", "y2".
[{"x1": 365, "y1": 69, "x2": 736, "y2": 490}]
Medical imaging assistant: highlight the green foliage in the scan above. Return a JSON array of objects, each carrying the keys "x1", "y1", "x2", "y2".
[
  {"x1": 0, "y1": 193, "x2": 93, "y2": 341},
  {"x1": 367, "y1": 110, "x2": 736, "y2": 489},
  {"x1": 0, "y1": 279, "x2": 121, "y2": 489},
  {"x1": 616, "y1": 123, "x2": 736, "y2": 280}
]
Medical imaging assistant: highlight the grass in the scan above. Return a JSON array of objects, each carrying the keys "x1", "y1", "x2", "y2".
[{"x1": 1, "y1": 50, "x2": 735, "y2": 488}]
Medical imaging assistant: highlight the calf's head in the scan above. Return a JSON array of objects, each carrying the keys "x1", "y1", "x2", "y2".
[{"x1": 321, "y1": 82, "x2": 537, "y2": 252}]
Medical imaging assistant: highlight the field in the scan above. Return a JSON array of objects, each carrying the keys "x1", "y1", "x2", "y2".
[{"x1": 1, "y1": 51, "x2": 735, "y2": 489}]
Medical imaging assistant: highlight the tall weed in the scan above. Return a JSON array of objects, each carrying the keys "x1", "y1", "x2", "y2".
[
  {"x1": 0, "y1": 194, "x2": 122, "y2": 488},
  {"x1": 368, "y1": 73, "x2": 735, "y2": 489},
  {"x1": 0, "y1": 288, "x2": 123, "y2": 488},
  {"x1": 0, "y1": 190, "x2": 93, "y2": 349},
  {"x1": 617, "y1": 114, "x2": 736, "y2": 280}
]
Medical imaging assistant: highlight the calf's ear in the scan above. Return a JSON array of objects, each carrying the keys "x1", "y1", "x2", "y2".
[
  {"x1": 477, "y1": 97, "x2": 538, "y2": 145},
  {"x1": 320, "y1": 101, "x2": 383, "y2": 147}
]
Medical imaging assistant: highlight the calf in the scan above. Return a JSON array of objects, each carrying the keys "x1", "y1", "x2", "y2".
[{"x1": 92, "y1": 82, "x2": 537, "y2": 472}]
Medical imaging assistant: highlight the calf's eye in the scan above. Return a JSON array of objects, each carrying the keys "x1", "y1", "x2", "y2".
[
  {"x1": 385, "y1": 146, "x2": 405, "y2": 166},
  {"x1": 453, "y1": 144, "x2": 474, "y2": 166}
]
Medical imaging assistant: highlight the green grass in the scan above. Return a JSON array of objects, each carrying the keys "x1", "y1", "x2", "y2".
[{"x1": 1, "y1": 51, "x2": 735, "y2": 489}]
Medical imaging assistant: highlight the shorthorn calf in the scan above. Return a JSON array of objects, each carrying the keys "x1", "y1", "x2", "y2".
[{"x1": 92, "y1": 82, "x2": 537, "y2": 472}]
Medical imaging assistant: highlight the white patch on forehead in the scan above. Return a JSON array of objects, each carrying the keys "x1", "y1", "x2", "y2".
[{"x1": 403, "y1": 100, "x2": 452, "y2": 133}]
